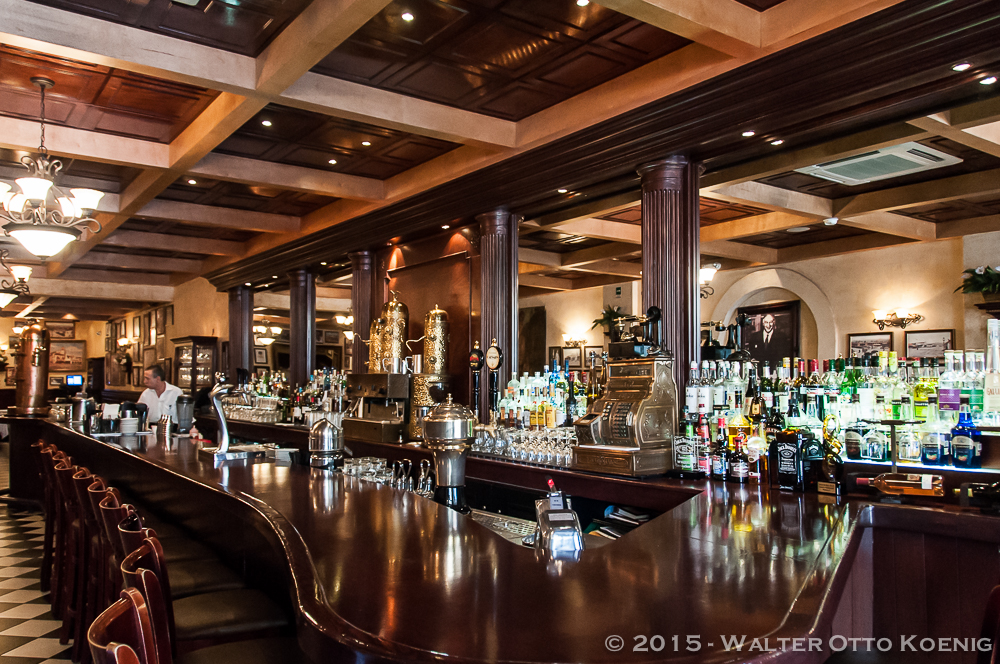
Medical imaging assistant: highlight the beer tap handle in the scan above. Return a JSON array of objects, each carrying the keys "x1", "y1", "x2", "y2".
[{"x1": 469, "y1": 341, "x2": 485, "y2": 420}]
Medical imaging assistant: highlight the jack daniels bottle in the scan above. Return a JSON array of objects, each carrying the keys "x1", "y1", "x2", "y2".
[{"x1": 768, "y1": 404, "x2": 832, "y2": 493}]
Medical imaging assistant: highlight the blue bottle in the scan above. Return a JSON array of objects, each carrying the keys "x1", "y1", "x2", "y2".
[{"x1": 950, "y1": 396, "x2": 981, "y2": 469}]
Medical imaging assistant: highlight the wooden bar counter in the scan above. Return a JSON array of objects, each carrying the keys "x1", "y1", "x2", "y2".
[{"x1": 8, "y1": 417, "x2": 1000, "y2": 664}]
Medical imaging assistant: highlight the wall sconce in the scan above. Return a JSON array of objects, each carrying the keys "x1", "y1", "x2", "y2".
[
  {"x1": 343, "y1": 330, "x2": 355, "y2": 341},
  {"x1": 561, "y1": 333, "x2": 586, "y2": 348},
  {"x1": 117, "y1": 336, "x2": 130, "y2": 347},
  {"x1": 335, "y1": 314, "x2": 354, "y2": 325},
  {"x1": 699, "y1": 263, "x2": 721, "y2": 299},
  {"x1": 872, "y1": 309, "x2": 924, "y2": 330}
]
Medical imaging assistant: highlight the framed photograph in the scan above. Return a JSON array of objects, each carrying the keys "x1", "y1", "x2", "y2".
[
  {"x1": 562, "y1": 346, "x2": 582, "y2": 369},
  {"x1": 848, "y1": 332, "x2": 893, "y2": 358},
  {"x1": 47, "y1": 320, "x2": 75, "y2": 339},
  {"x1": 120, "y1": 320, "x2": 128, "y2": 339},
  {"x1": 8, "y1": 336, "x2": 20, "y2": 352},
  {"x1": 155, "y1": 307, "x2": 166, "y2": 335},
  {"x1": 737, "y1": 300, "x2": 801, "y2": 368},
  {"x1": 254, "y1": 347, "x2": 268, "y2": 365},
  {"x1": 133, "y1": 316, "x2": 140, "y2": 338},
  {"x1": 548, "y1": 346, "x2": 563, "y2": 368},
  {"x1": 48, "y1": 375, "x2": 64, "y2": 388},
  {"x1": 315, "y1": 329, "x2": 324, "y2": 344},
  {"x1": 905, "y1": 329, "x2": 955, "y2": 359},
  {"x1": 48, "y1": 340, "x2": 86, "y2": 372},
  {"x1": 162, "y1": 358, "x2": 172, "y2": 382},
  {"x1": 166, "y1": 305, "x2": 174, "y2": 325},
  {"x1": 345, "y1": 356, "x2": 352, "y2": 371},
  {"x1": 143, "y1": 313, "x2": 151, "y2": 346},
  {"x1": 142, "y1": 347, "x2": 157, "y2": 370},
  {"x1": 584, "y1": 346, "x2": 604, "y2": 368},
  {"x1": 324, "y1": 329, "x2": 340, "y2": 345},
  {"x1": 254, "y1": 365, "x2": 270, "y2": 374},
  {"x1": 5, "y1": 366, "x2": 15, "y2": 386},
  {"x1": 344, "y1": 336, "x2": 353, "y2": 357}
]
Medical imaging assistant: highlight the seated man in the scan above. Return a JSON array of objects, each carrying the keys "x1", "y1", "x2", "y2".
[{"x1": 138, "y1": 364, "x2": 184, "y2": 424}]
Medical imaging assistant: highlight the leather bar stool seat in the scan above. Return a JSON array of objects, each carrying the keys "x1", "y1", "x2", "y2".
[
  {"x1": 118, "y1": 514, "x2": 244, "y2": 599},
  {"x1": 87, "y1": 588, "x2": 158, "y2": 664}
]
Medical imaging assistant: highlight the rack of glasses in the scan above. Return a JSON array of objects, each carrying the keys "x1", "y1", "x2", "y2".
[
  {"x1": 861, "y1": 418, "x2": 924, "y2": 474},
  {"x1": 470, "y1": 426, "x2": 577, "y2": 469}
]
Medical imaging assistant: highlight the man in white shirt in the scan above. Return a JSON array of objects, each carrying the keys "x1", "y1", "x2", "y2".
[{"x1": 138, "y1": 364, "x2": 184, "y2": 424}]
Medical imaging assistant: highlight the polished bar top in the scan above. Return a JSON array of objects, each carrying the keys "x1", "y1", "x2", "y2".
[{"x1": 20, "y1": 418, "x2": 1000, "y2": 663}]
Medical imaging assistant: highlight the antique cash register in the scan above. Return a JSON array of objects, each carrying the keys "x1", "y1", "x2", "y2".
[{"x1": 573, "y1": 307, "x2": 677, "y2": 476}]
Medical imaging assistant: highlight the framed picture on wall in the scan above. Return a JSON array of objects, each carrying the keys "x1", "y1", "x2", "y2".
[
  {"x1": 48, "y1": 340, "x2": 86, "y2": 372},
  {"x1": 736, "y1": 300, "x2": 801, "y2": 368},
  {"x1": 142, "y1": 347, "x2": 156, "y2": 370},
  {"x1": 143, "y1": 313, "x2": 151, "y2": 345},
  {"x1": 133, "y1": 367, "x2": 142, "y2": 386},
  {"x1": 47, "y1": 321, "x2": 75, "y2": 339},
  {"x1": 254, "y1": 365, "x2": 269, "y2": 374},
  {"x1": 324, "y1": 330, "x2": 340, "y2": 345},
  {"x1": 5, "y1": 366, "x2": 15, "y2": 386},
  {"x1": 548, "y1": 346, "x2": 562, "y2": 368},
  {"x1": 133, "y1": 316, "x2": 140, "y2": 338},
  {"x1": 48, "y1": 376, "x2": 63, "y2": 388},
  {"x1": 905, "y1": 329, "x2": 955, "y2": 359},
  {"x1": 562, "y1": 346, "x2": 582, "y2": 369},
  {"x1": 254, "y1": 347, "x2": 268, "y2": 365},
  {"x1": 848, "y1": 332, "x2": 893, "y2": 358},
  {"x1": 584, "y1": 346, "x2": 604, "y2": 368},
  {"x1": 155, "y1": 307, "x2": 166, "y2": 335},
  {"x1": 315, "y1": 330, "x2": 324, "y2": 344}
]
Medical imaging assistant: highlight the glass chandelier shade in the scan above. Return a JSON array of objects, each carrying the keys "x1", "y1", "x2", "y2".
[
  {"x1": 253, "y1": 321, "x2": 282, "y2": 345},
  {"x1": 0, "y1": 249, "x2": 31, "y2": 309},
  {"x1": 0, "y1": 78, "x2": 104, "y2": 258}
]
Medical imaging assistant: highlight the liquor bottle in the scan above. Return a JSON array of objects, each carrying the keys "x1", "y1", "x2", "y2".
[
  {"x1": 685, "y1": 361, "x2": 699, "y2": 416},
  {"x1": 675, "y1": 410, "x2": 697, "y2": 472},
  {"x1": 712, "y1": 362, "x2": 728, "y2": 418},
  {"x1": 857, "y1": 354, "x2": 876, "y2": 421},
  {"x1": 727, "y1": 435, "x2": 750, "y2": 484},
  {"x1": 711, "y1": 416, "x2": 728, "y2": 479},
  {"x1": 727, "y1": 391, "x2": 751, "y2": 451},
  {"x1": 938, "y1": 350, "x2": 962, "y2": 421},
  {"x1": 807, "y1": 359, "x2": 825, "y2": 420},
  {"x1": 771, "y1": 428, "x2": 805, "y2": 492},
  {"x1": 744, "y1": 365, "x2": 766, "y2": 425},
  {"x1": 564, "y1": 373, "x2": 578, "y2": 426},
  {"x1": 761, "y1": 362, "x2": 774, "y2": 410},
  {"x1": 793, "y1": 358, "x2": 807, "y2": 415},
  {"x1": 986, "y1": 319, "x2": 1000, "y2": 425},
  {"x1": 913, "y1": 357, "x2": 933, "y2": 419},
  {"x1": 966, "y1": 350, "x2": 985, "y2": 419},
  {"x1": 698, "y1": 361, "x2": 713, "y2": 419},
  {"x1": 856, "y1": 473, "x2": 945, "y2": 497},
  {"x1": 919, "y1": 396, "x2": 947, "y2": 466},
  {"x1": 951, "y1": 395, "x2": 982, "y2": 469}
]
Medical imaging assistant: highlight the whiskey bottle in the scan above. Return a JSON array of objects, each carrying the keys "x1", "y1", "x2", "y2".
[
  {"x1": 711, "y1": 417, "x2": 728, "y2": 479},
  {"x1": 771, "y1": 428, "x2": 805, "y2": 492},
  {"x1": 856, "y1": 473, "x2": 944, "y2": 497},
  {"x1": 727, "y1": 436, "x2": 749, "y2": 484}
]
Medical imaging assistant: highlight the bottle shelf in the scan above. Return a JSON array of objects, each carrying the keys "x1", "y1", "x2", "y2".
[{"x1": 845, "y1": 459, "x2": 1000, "y2": 475}]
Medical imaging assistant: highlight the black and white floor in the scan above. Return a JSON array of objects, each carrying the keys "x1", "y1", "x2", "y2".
[{"x1": 0, "y1": 444, "x2": 72, "y2": 664}]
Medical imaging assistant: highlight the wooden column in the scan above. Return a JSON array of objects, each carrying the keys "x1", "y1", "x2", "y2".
[
  {"x1": 227, "y1": 285, "x2": 253, "y2": 380},
  {"x1": 349, "y1": 250, "x2": 373, "y2": 375},
  {"x1": 477, "y1": 209, "x2": 518, "y2": 416},
  {"x1": 638, "y1": 155, "x2": 700, "y2": 395},
  {"x1": 288, "y1": 268, "x2": 316, "y2": 387}
]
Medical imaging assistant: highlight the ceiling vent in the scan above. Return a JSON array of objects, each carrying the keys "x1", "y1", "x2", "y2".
[{"x1": 794, "y1": 142, "x2": 962, "y2": 186}]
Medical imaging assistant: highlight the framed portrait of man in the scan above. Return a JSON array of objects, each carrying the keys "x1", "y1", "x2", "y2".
[{"x1": 736, "y1": 300, "x2": 801, "y2": 368}]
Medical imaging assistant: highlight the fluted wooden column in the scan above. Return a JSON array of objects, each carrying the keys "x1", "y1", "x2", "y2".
[
  {"x1": 477, "y1": 209, "x2": 518, "y2": 416},
  {"x1": 349, "y1": 250, "x2": 373, "y2": 374},
  {"x1": 288, "y1": 268, "x2": 316, "y2": 387},
  {"x1": 638, "y1": 155, "x2": 700, "y2": 395},
  {"x1": 227, "y1": 285, "x2": 253, "y2": 379}
]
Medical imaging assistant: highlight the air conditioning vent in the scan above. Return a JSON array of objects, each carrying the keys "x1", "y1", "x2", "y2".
[{"x1": 794, "y1": 142, "x2": 962, "y2": 186}]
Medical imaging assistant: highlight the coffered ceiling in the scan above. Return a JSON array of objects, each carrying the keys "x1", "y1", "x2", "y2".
[{"x1": 0, "y1": 0, "x2": 999, "y2": 314}]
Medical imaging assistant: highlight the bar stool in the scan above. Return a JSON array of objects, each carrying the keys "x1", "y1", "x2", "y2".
[
  {"x1": 87, "y1": 480, "x2": 115, "y2": 611},
  {"x1": 87, "y1": 588, "x2": 158, "y2": 664},
  {"x1": 100, "y1": 494, "x2": 135, "y2": 601},
  {"x1": 117, "y1": 513, "x2": 244, "y2": 599},
  {"x1": 121, "y1": 536, "x2": 292, "y2": 656},
  {"x1": 53, "y1": 459, "x2": 85, "y2": 646},
  {"x1": 71, "y1": 467, "x2": 99, "y2": 664},
  {"x1": 39, "y1": 447, "x2": 68, "y2": 612},
  {"x1": 130, "y1": 563, "x2": 307, "y2": 664},
  {"x1": 31, "y1": 441, "x2": 54, "y2": 593}
]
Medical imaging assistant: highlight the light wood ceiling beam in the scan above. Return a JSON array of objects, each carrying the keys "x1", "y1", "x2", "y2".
[
  {"x1": 834, "y1": 167, "x2": 1000, "y2": 217},
  {"x1": 837, "y1": 212, "x2": 937, "y2": 241},
  {"x1": 75, "y1": 253, "x2": 204, "y2": 273},
  {"x1": 774, "y1": 233, "x2": 914, "y2": 264},
  {"x1": 519, "y1": 274, "x2": 575, "y2": 291},
  {"x1": 907, "y1": 114, "x2": 1000, "y2": 159},
  {"x1": 518, "y1": 263, "x2": 552, "y2": 275},
  {"x1": 0, "y1": 116, "x2": 170, "y2": 170},
  {"x1": 136, "y1": 200, "x2": 300, "y2": 233},
  {"x1": 564, "y1": 259, "x2": 642, "y2": 279},
  {"x1": 516, "y1": 248, "x2": 563, "y2": 267},
  {"x1": 699, "y1": 211, "x2": 815, "y2": 242},
  {"x1": 570, "y1": 273, "x2": 637, "y2": 290},
  {"x1": 760, "y1": 0, "x2": 908, "y2": 49},
  {"x1": 550, "y1": 219, "x2": 642, "y2": 244},
  {"x1": 705, "y1": 182, "x2": 832, "y2": 218},
  {"x1": 102, "y1": 231, "x2": 245, "y2": 257},
  {"x1": 254, "y1": 291, "x2": 351, "y2": 312},
  {"x1": 935, "y1": 214, "x2": 1000, "y2": 239},
  {"x1": 560, "y1": 242, "x2": 638, "y2": 267},
  {"x1": 57, "y1": 269, "x2": 173, "y2": 287},
  {"x1": 701, "y1": 240, "x2": 778, "y2": 263},
  {"x1": 17, "y1": 297, "x2": 48, "y2": 319},
  {"x1": 188, "y1": 154, "x2": 384, "y2": 201},
  {"x1": 25, "y1": 277, "x2": 173, "y2": 301}
]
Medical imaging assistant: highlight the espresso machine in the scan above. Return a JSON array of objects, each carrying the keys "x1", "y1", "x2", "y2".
[
  {"x1": 574, "y1": 307, "x2": 677, "y2": 476},
  {"x1": 15, "y1": 321, "x2": 50, "y2": 417},
  {"x1": 343, "y1": 373, "x2": 410, "y2": 443}
]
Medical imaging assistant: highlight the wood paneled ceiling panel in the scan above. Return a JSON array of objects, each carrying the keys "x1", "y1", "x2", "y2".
[
  {"x1": 595, "y1": 198, "x2": 771, "y2": 226},
  {"x1": 24, "y1": 0, "x2": 311, "y2": 57},
  {"x1": 897, "y1": 193, "x2": 1000, "y2": 223},
  {"x1": 740, "y1": 224, "x2": 869, "y2": 249},
  {"x1": 311, "y1": 0, "x2": 691, "y2": 121},
  {"x1": 734, "y1": 0, "x2": 791, "y2": 10},
  {"x1": 755, "y1": 137, "x2": 1000, "y2": 199},
  {"x1": 0, "y1": 45, "x2": 218, "y2": 144},
  {"x1": 519, "y1": 231, "x2": 607, "y2": 253},
  {"x1": 118, "y1": 219, "x2": 260, "y2": 243},
  {"x1": 91, "y1": 245, "x2": 207, "y2": 261},
  {"x1": 157, "y1": 176, "x2": 337, "y2": 215},
  {"x1": 213, "y1": 104, "x2": 459, "y2": 180}
]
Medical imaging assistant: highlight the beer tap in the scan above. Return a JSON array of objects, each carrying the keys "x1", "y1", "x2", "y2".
[
  {"x1": 485, "y1": 338, "x2": 503, "y2": 419},
  {"x1": 469, "y1": 341, "x2": 484, "y2": 421}
]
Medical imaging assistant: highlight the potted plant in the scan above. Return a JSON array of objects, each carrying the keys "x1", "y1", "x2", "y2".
[
  {"x1": 592, "y1": 305, "x2": 623, "y2": 342},
  {"x1": 956, "y1": 265, "x2": 1000, "y2": 302}
]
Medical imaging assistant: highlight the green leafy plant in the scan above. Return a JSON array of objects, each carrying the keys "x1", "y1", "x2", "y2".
[
  {"x1": 591, "y1": 305, "x2": 622, "y2": 332},
  {"x1": 956, "y1": 265, "x2": 1000, "y2": 294}
]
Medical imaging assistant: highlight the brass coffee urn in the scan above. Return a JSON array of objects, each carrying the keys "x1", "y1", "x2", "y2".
[
  {"x1": 15, "y1": 321, "x2": 50, "y2": 416},
  {"x1": 366, "y1": 317, "x2": 385, "y2": 373},
  {"x1": 380, "y1": 290, "x2": 409, "y2": 367},
  {"x1": 407, "y1": 305, "x2": 451, "y2": 441},
  {"x1": 422, "y1": 304, "x2": 449, "y2": 375}
]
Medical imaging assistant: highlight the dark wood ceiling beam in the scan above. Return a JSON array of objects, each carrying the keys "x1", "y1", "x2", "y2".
[
  {"x1": 75, "y1": 253, "x2": 204, "y2": 273},
  {"x1": 700, "y1": 240, "x2": 778, "y2": 263},
  {"x1": 29, "y1": 276, "x2": 174, "y2": 298},
  {"x1": 136, "y1": 200, "x2": 300, "y2": 234},
  {"x1": 102, "y1": 231, "x2": 245, "y2": 257}
]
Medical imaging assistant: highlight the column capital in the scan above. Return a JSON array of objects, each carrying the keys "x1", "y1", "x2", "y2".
[
  {"x1": 637, "y1": 155, "x2": 690, "y2": 192},
  {"x1": 348, "y1": 250, "x2": 373, "y2": 270},
  {"x1": 477, "y1": 209, "x2": 513, "y2": 235}
]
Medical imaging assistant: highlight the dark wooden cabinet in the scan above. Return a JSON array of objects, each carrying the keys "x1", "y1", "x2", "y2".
[{"x1": 171, "y1": 336, "x2": 218, "y2": 398}]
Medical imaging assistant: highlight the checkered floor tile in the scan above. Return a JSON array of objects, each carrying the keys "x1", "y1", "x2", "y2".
[{"x1": 0, "y1": 501, "x2": 70, "y2": 663}]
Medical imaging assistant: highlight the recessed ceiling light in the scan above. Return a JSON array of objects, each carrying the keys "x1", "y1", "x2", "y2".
[
  {"x1": 981, "y1": 76, "x2": 998, "y2": 85},
  {"x1": 786, "y1": 226, "x2": 811, "y2": 233},
  {"x1": 576, "y1": 0, "x2": 589, "y2": 5},
  {"x1": 441, "y1": 224, "x2": 450, "y2": 229},
  {"x1": 187, "y1": 179, "x2": 197, "y2": 185},
  {"x1": 320, "y1": 261, "x2": 328, "y2": 266},
  {"x1": 328, "y1": 159, "x2": 337, "y2": 165},
  {"x1": 401, "y1": 11, "x2": 414, "y2": 21},
  {"x1": 557, "y1": 188, "x2": 568, "y2": 193},
  {"x1": 272, "y1": 275, "x2": 278, "y2": 279},
  {"x1": 742, "y1": 130, "x2": 756, "y2": 137},
  {"x1": 361, "y1": 141, "x2": 371, "y2": 146},
  {"x1": 823, "y1": 217, "x2": 839, "y2": 226},
  {"x1": 952, "y1": 63, "x2": 972, "y2": 72},
  {"x1": 261, "y1": 120, "x2": 272, "y2": 127},
  {"x1": 771, "y1": 139, "x2": 784, "y2": 146},
  {"x1": 245, "y1": 282, "x2": 252, "y2": 286}
]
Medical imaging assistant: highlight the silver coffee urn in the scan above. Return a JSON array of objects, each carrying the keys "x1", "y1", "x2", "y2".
[
  {"x1": 420, "y1": 395, "x2": 475, "y2": 513},
  {"x1": 308, "y1": 418, "x2": 344, "y2": 468}
]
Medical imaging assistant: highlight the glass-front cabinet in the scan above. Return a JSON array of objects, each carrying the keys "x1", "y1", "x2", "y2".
[{"x1": 172, "y1": 336, "x2": 218, "y2": 398}]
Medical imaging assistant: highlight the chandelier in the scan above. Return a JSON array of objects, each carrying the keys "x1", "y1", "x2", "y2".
[
  {"x1": 0, "y1": 77, "x2": 104, "y2": 258},
  {"x1": 253, "y1": 320, "x2": 283, "y2": 345},
  {"x1": 0, "y1": 250, "x2": 31, "y2": 308}
]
